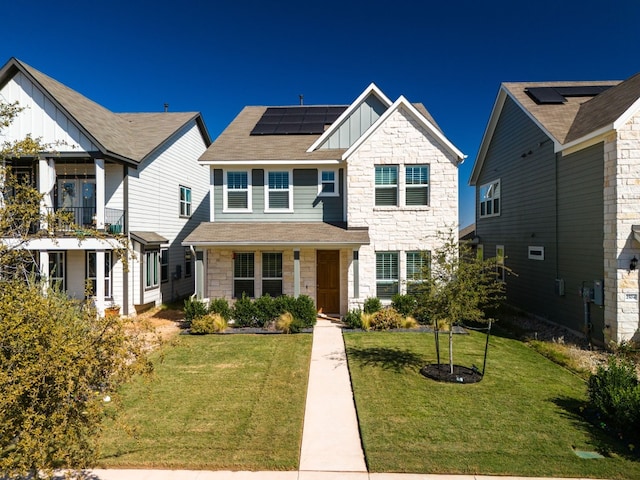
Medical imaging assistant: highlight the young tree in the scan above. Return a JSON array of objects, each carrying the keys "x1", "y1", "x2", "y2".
[
  {"x1": 0, "y1": 101, "x2": 149, "y2": 477},
  {"x1": 416, "y1": 230, "x2": 508, "y2": 374}
]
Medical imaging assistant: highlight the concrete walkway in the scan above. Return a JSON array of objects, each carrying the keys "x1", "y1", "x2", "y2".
[{"x1": 69, "y1": 319, "x2": 603, "y2": 480}]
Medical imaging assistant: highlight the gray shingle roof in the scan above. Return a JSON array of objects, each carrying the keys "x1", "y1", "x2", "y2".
[
  {"x1": 183, "y1": 222, "x2": 370, "y2": 246},
  {"x1": 1, "y1": 57, "x2": 210, "y2": 164}
]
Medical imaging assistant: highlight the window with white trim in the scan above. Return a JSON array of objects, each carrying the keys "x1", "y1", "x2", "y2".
[
  {"x1": 266, "y1": 171, "x2": 292, "y2": 211},
  {"x1": 49, "y1": 251, "x2": 65, "y2": 290},
  {"x1": 375, "y1": 166, "x2": 398, "y2": 206},
  {"x1": 225, "y1": 171, "x2": 251, "y2": 211},
  {"x1": 234, "y1": 252, "x2": 254, "y2": 298},
  {"x1": 406, "y1": 251, "x2": 429, "y2": 295},
  {"x1": 161, "y1": 248, "x2": 169, "y2": 283},
  {"x1": 376, "y1": 251, "x2": 399, "y2": 299},
  {"x1": 87, "y1": 251, "x2": 112, "y2": 298},
  {"x1": 405, "y1": 165, "x2": 429, "y2": 206},
  {"x1": 185, "y1": 248, "x2": 192, "y2": 277},
  {"x1": 262, "y1": 252, "x2": 283, "y2": 297},
  {"x1": 146, "y1": 250, "x2": 159, "y2": 289},
  {"x1": 480, "y1": 180, "x2": 500, "y2": 217},
  {"x1": 318, "y1": 170, "x2": 338, "y2": 196},
  {"x1": 179, "y1": 185, "x2": 192, "y2": 217}
]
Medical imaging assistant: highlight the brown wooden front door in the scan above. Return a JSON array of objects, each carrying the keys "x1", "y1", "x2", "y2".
[{"x1": 317, "y1": 250, "x2": 340, "y2": 314}]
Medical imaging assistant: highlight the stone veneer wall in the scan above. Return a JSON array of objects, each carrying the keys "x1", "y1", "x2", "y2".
[
  {"x1": 346, "y1": 107, "x2": 459, "y2": 309},
  {"x1": 603, "y1": 109, "x2": 640, "y2": 343}
]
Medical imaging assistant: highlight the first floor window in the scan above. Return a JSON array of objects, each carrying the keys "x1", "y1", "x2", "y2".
[
  {"x1": 479, "y1": 180, "x2": 500, "y2": 217},
  {"x1": 146, "y1": 250, "x2": 159, "y2": 288},
  {"x1": 376, "y1": 252, "x2": 399, "y2": 299},
  {"x1": 226, "y1": 171, "x2": 250, "y2": 210},
  {"x1": 49, "y1": 251, "x2": 66, "y2": 290},
  {"x1": 319, "y1": 170, "x2": 338, "y2": 196},
  {"x1": 262, "y1": 252, "x2": 283, "y2": 297},
  {"x1": 185, "y1": 248, "x2": 192, "y2": 277},
  {"x1": 406, "y1": 251, "x2": 429, "y2": 295},
  {"x1": 234, "y1": 252, "x2": 254, "y2": 298},
  {"x1": 180, "y1": 185, "x2": 192, "y2": 217},
  {"x1": 87, "y1": 251, "x2": 112, "y2": 298},
  {"x1": 161, "y1": 248, "x2": 169, "y2": 283},
  {"x1": 266, "y1": 171, "x2": 291, "y2": 210},
  {"x1": 405, "y1": 165, "x2": 429, "y2": 206},
  {"x1": 375, "y1": 165, "x2": 398, "y2": 206}
]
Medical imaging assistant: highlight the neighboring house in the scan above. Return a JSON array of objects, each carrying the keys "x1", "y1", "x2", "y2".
[
  {"x1": 184, "y1": 83, "x2": 464, "y2": 316},
  {"x1": 0, "y1": 57, "x2": 211, "y2": 315},
  {"x1": 469, "y1": 73, "x2": 640, "y2": 344}
]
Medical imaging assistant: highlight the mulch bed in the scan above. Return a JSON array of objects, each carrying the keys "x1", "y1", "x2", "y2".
[{"x1": 420, "y1": 363, "x2": 484, "y2": 383}]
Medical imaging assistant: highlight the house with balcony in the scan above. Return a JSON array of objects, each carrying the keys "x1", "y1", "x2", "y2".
[
  {"x1": 0, "y1": 57, "x2": 211, "y2": 315},
  {"x1": 184, "y1": 84, "x2": 464, "y2": 316},
  {"x1": 469, "y1": 73, "x2": 640, "y2": 345}
]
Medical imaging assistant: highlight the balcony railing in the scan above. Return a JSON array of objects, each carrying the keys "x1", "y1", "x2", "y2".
[
  {"x1": 105, "y1": 208, "x2": 125, "y2": 235},
  {"x1": 44, "y1": 207, "x2": 126, "y2": 235}
]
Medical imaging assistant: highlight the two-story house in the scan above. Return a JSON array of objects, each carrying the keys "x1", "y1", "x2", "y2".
[
  {"x1": 0, "y1": 57, "x2": 211, "y2": 315},
  {"x1": 469, "y1": 73, "x2": 640, "y2": 345},
  {"x1": 184, "y1": 84, "x2": 464, "y2": 316}
]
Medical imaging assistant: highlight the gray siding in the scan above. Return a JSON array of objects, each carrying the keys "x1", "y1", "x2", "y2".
[
  {"x1": 476, "y1": 97, "x2": 605, "y2": 342},
  {"x1": 324, "y1": 96, "x2": 387, "y2": 149},
  {"x1": 214, "y1": 168, "x2": 343, "y2": 222}
]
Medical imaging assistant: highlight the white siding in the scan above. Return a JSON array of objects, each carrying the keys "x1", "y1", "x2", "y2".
[{"x1": 0, "y1": 73, "x2": 97, "y2": 152}]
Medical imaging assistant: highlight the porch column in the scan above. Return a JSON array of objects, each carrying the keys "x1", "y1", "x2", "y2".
[
  {"x1": 195, "y1": 248, "x2": 205, "y2": 299},
  {"x1": 38, "y1": 158, "x2": 55, "y2": 229},
  {"x1": 96, "y1": 249, "x2": 106, "y2": 313},
  {"x1": 40, "y1": 251, "x2": 50, "y2": 294},
  {"x1": 353, "y1": 249, "x2": 359, "y2": 299},
  {"x1": 95, "y1": 159, "x2": 105, "y2": 230},
  {"x1": 293, "y1": 249, "x2": 300, "y2": 297}
]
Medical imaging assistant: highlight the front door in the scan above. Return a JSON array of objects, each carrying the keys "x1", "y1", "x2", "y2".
[{"x1": 317, "y1": 250, "x2": 340, "y2": 314}]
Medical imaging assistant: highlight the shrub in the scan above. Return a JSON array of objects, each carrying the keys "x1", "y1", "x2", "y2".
[
  {"x1": 232, "y1": 293, "x2": 258, "y2": 327},
  {"x1": 291, "y1": 295, "x2": 317, "y2": 328},
  {"x1": 208, "y1": 297, "x2": 231, "y2": 320},
  {"x1": 276, "y1": 312, "x2": 295, "y2": 333},
  {"x1": 392, "y1": 294, "x2": 417, "y2": 317},
  {"x1": 363, "y1": 296, "x2": 382, "y2": 314},
  {"x1": 344, "y1": 308, "x2": 363, "y2": 329},
  {"x1": 400, "y1": 316, "x2": 419, "y2": 329},
  {"x1": 254, "y1": 294, "x2": 279, "y2": 327},
  {"x1": 588, "y1": 356, "x2": 640, "y2": 440},
  {"x1": 370, "y1": 307, "x2": 404, "y2": 330},
  {"x1": 191, "y1": 313, "x2": 227, "y2": 334},
  {"x1": 184, "y1": 297, "x2": 208, "y2": 324},
  {"x1": 361, "y1": 312, "x2": 374, "y2": 331}
]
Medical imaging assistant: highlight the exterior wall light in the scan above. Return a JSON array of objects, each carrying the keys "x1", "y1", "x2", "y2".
[{"x1": 630, "y1": 256, "x2": 638, "y2": 271}]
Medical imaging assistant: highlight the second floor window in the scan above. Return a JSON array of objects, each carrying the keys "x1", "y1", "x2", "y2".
[
  {"x1": 179, "y1": 186, "x2": 192, "y2": 217},
  {"x1": 266, "y1": 171, "x2": 292, "y2": 211},
  {"x1": 406, "y1": 165, "x2": 429, "y2": 206},
  {"x1": 479, "y1": 180, "x2": 500, "y2": 218},
  {"x1": 319, "y1": 170, "x2": 338, "y2": 196},
  {"x1": 225, "y1": 171, "x2": 251, "y2": 211},
  {"x1": 375, "y1": 166, "x2": 398, "y2": 206}
]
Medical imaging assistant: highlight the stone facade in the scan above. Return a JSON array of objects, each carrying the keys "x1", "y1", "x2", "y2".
[
  {"x1": 346, "y1": 107, "x2": 459, "y2": 309},
  {"x1": 604, "y1": 110, "x2": 640, "y2": 343}
]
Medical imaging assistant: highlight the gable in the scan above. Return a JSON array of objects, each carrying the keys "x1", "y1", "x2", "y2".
[
  {"x1": 320, "y1": 95, "x2": 388, "y2": 149},
  {"x1": 0, "y1": 71, "x2": 99, "y2": 152}
]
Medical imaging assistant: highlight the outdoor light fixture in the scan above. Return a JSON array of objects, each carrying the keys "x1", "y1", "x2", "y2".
[{"x1": 631, "y1": 256, "x2": 638, "y2": 271}]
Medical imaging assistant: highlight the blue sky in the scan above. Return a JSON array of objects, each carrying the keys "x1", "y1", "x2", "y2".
[{"x1": 4, "y1": 0, "x2": 640, "y2": 228}]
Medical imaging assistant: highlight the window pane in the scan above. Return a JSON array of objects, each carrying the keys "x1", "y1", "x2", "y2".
[
  {"x1": 322, "y1": 171, "x2": 335, "y2": 182},
  {"x1": 375, "y1": 166, "x2": 397, "y2": 185},
  {"x1": 228, "y1": 172, "x2": 248, "y2": 189},
  {"x1": 234, "y1": 253, "x2": 254, "y2": 278},
  {"x1": 262, "y1": 253, "x2": 282, "y2": 278},
  {"x1": 228, "y1": 191, "x2": 248, "y2": 209},
  {"x1": 406, "y1": 187, "x2": 428, "y2": 206},
  {"x1": 262, "y1": 279, "x2": 283, "y2": 297},
  {"x1": 376, "y1": 252, "x2": 398, "y2": 280},
  {"x1": 375, "y1": 187, "x2": 397, "y2": 206},
  {"x1": 269, "y1": 171, "x2": 289, "y2": 189},
  {"x1": 406, "y1": 166, "x2": 428, "y2": 185},
  {"x1": 269, "y1": 191, "x2": 289, "y2": 209},
  {"x1": 234, "y1": 280, "x2": 255, "y2": 298}
]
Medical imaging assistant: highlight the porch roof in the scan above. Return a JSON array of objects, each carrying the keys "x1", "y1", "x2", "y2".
[
  {"x1": 183, "y1": 222, "x2": 370, "y2": 247},
  {"x1": 130, "y1": 231, "x2": 169, "y2": 246}
]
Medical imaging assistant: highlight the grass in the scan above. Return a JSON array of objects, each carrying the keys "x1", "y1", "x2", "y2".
[
  {"x1": 98, "y1": 333, "x2": 312, "y2": 470},
  {"x1": 344, "y1": 330, "x2": 640, "y2": 479}
]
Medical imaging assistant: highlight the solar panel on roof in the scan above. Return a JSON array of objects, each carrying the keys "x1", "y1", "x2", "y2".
[
  {"x1": 250, "y1": 105, "x2": 347, "y2": 135},
  {"x1": 525, "y1": 85, "x2": 615, "y2": 105}
]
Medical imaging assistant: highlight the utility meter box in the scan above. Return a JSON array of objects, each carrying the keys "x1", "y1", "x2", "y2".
[{"x1": 593, "y1": 279, "x2": 604, "y2": 306}]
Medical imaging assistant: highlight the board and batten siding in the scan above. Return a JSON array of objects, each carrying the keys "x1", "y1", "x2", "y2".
[
  {"x1": 212, "y1": 168, "x2": 344, "y2": 222},
  {"x1": 0, "y1": 72, "x2": 98, "y2": 152},
  {"x1": 322, "y1": 96, "x2": 388, "y2": 149},
  {"x1": 475, "y1": 97, "x2": 560, "y2": 323},
  {"x1": 556, "y1": 142, "x2": 605, "y2": 339},
  {"x1": 126, "y1": 120, "x2": 209, "y2": 307}
]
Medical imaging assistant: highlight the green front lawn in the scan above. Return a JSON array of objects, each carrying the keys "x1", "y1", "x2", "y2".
[
  {"x1": 344, "y1": 331, "x2": 640, "y2": 479},
  {"x1": 99, "y1": 334, "x2": 312, "y2": 470}
]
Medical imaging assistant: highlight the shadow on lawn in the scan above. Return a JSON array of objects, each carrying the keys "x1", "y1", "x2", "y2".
[
  {"x1": 552, "y1": 396, "x2": 640, "y2": 462},
  {"x1": 345, "y1": 346, "x2": 426, "y2": 372}
]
